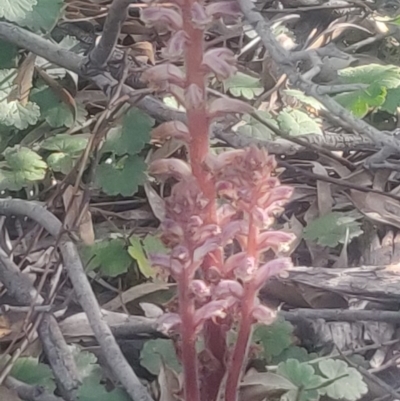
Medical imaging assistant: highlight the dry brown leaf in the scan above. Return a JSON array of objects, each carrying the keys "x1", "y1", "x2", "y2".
[
  {"x1": 62, "y1": 186, "x2": 94, "y2": 245},
  {"x1": 102, "y1": 282, "x2": 173, "y2": 311},
  {"x1": 59, "y1": 310, "x2": 155, "y2": 339},
  {"x1": 0, "y1": 385, "x2": 21, "y2": 401},
  {"x1": 0, "y1": 315, "x2": 12, "y2": 339},
  {"x1": 312, "y1": 162, "x2": 333, "y2": 216},
  {"x1": 158, "y1": 361, "x2": 181, "y2": 401},
  {"x1": 239, "y1": 370, "x2": 294, "y2": 401},
  {"x1": 149, "y1": 139, "x2": 185, "y2": 162},
  {"x1": 144, "y1": 182, "x2": 166, "y2": 222},
  {"x1": 350, "y1": 189, "x2": 400, "y2": 230},
  {"x1": 8, "y1": 53, "x2": 36, "y2": 106},
  {"x1": 129, "y1": 41, "x2": 155, "y2": 64}
]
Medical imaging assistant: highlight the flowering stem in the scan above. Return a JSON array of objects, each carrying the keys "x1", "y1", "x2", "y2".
[
  {"x1": 225, "y1": 216, "x2": 259, "y2": 401},
  {"x1": 224, "y1": 292, "x2": 254, "y2": 401},
  {"x1": 178, "y1": 267, "x2": 201, "y2": 401},
  {"x1": 181, "y1": 1, "x2": 227, "y2": 399}
]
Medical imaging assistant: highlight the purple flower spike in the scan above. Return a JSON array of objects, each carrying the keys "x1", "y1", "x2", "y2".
[
  {"x1": 202, "y1": 48, "x2": 237, "y2": 81},
  {"x1": 206, "y1": 1, "x2": 242, "y2": 19},
  {"x1": 141, "y1": 7, "x2": 183, "y2": 31}
]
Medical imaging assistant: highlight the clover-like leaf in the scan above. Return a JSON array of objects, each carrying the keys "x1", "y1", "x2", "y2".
[
  {"x1": 0, "y1": 69, "x2": 40, "y2": 129},
  {"x1": 128, "y1": 235, "x2": 167, "y2": 279},
  {"x1": 95, "y1": 155, "x2": 147, "y2": 196},
  {"x1": 140, "y1": 339, "x2": 181, "y2": 375},
  {"x1": 0, "y1": 146, "x2": 47, "y2": 191},
  {"x1": 271, "y1": 346, "x2": 317, "y2": 365},
  {"x1": 71, "y1": 345, "x2": 100, "y2": 381},
  {"x1": 283, "y1": 90, "x2": 324, "y2": 110},
  {"x1": 339, "y1": 64, "x2": 400, "y2": 89},
  {"x1": 277, "y1": 108, "x2": 322, "y2": 136},
  {"x1": 334, "y1": 83, "x2": 386, "y2": 118},
  {"x1": 70, "y1": 345, "x2": 130, "y2": 401},
  {"x1": 42, "y1": 134, "x2": 88, "y2": 174},
  {"x1": 82, "y1": 238, "x2": 132, "y2": 277},
  {"x1": 237, "y1": 111, "x2": 277, "y2": 140},
  {"x1": 223, "y1": 72, "x2": 264, "y2": 100},
  {"x1": 0, "y1": 100, "x2": 40, "y2": 129},
  {"x1": 31, "y1": 87, "x2": 87, "y2": 128},
  {"x1": 16, "y1": 0, "x2": 63, "y2": 32},
  {"x1": 11, "y1": 357, "x2": 55, "y2": 393},
  {"x1": 278, "y1": 359, "x2": 323, "y2": 401},
  {"x1": 317, "y1": 359, "x2": 367, "y2": 401},
  {"x1": 101, "y1": 108, "x2": 154, "y2": 156},
  {"x1": 253, "y1": 319, "x2": 294, "y2": 362},
  {"x1": 0, "y1": 0, "x2": 36, "y2": 22},
  {"x1": 303, "y1": 211, "x2": 363, "y2": 248},
  {"x1": 0, "y1": 40, "x2": 18, "y2": 69}
]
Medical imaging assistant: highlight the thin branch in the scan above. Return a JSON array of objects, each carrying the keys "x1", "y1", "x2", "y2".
[
  {"x1": 87, "y1": 0, "x2": 135, "y2": 69},
  {"x1": 0, "y1": 22, "x2": 180, "y2": 123},
  {"x1": 0, "y1": 247, "x2": 80, "y2": 401},
  {"x1": 281, "y1": 308, "x2": 400, "y2": 323},
  {"x1": 0, "y1": 247, "x2": 40, "y2": 305},
  {"x1": 6, "y1": 376, "x2": 65, "y2": 401},
  {"x1": 0, "y1": 199, "x2": 154, "y2": 401},
  {"x1": 236, "y1": 0, "x2": 400, "y2": 151},
  {"x1": 0, "y1": 22, "x2": 83, "y2": 73}
]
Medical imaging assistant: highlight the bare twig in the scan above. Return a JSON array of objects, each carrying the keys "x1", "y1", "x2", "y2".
[
  {"x1": 87, "y1": 0, "x2": 135, "y2": 69},
  {"x1": 236, "y1": 0, "x2": 400, "y2": 151},
  {"x1": 0, "y1": 199, "x2": 154, "y2": 401},
  {"x1": 0, "y1": 22, "x2": 182, "y2": 124},
  {"x1": 6, "y1": 376, "x2": 65, "y2": 401},
  {"x1": 281, "y1": 308, "x2": 400, "y2": 323},
  {"x1": 0, "y1": 247, "x2": 80, "y2": 401}
]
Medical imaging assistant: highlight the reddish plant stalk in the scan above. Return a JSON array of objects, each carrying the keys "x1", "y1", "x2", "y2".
[
  {"x1": 178, "y1": 266, "x2": 201, "y2": 401},
  {"x1": 142, "y1": 3, "x2": 295, "y2": 401},
  {"x1": 225, "y1": 215, "x2": 259, "y2": 401},
  {"x1": 180, "y1": 1, "x2": 226, "y2": 399}
]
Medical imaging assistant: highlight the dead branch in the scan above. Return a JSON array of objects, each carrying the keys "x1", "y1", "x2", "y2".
[{"x1": 0, "y1": 199, "x2": 154, "y2": 401}]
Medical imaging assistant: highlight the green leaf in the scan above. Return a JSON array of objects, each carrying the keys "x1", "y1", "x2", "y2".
[
  {"x1": 71, "y1": 345, "x2": 100, "y2": 381},
  {"x1": 0, "y1": 40, "x2": 18, "y2": 68},
  {"x1": 334, "y1": 84, "x2": 386, "y2": 118},
  {"x1": 339, "y1": 64, "x2": 400, "y2": 89},
  {"x1": 78, "y1": 377, "x2": 130, "y2": 401},
  {"x1": 16, "y1": 0, "x2": 63, "y2": 32},
  {"x1": 317, "y1": 359, "x2": 367, "y2": 401},
  {"x1": 82, "y1": 238, "x2": 132, "y2": 277},
  {"x1": 283, "y1": 90, "x2": 324, "y2": 110},
  {"x1": 42, "y1": 134, "x2": 88, "y2": 174},
  {"x1": 0, "y1": 146, "x2": 47, "y2": 191},
  {"x1": 271, "y1": 346, "x2": 317, "y2": 365},
  {"x1": 223, "y1": 72, "x2": 264, "y2": 100},
  {"x1": 0, "y1": 0, "x2": 36, "y2": 22},
  {"x1": 303, "y1": 212, "x2": 363, "y2": 247},
  {"x1": 95, "y1": 155, "x2": 147, "y2": 196},
  {"x1": 0, "y1": 69, "x2": 40, "y2": 129},
  {"x1": 253, "y1": 319, "x2": 294, "y2": 362},
  {"x1": 381, "y1": 87, "x2": 400, "y2": 113},
  {"x1": 278, "y1": 359, "x2": 323, "y2": 401},
  {"x1": 31, "y1": 87, "x2": 87, "y2": 128},
  {"x1": 128, "y1": 235, "x2": 167, "y2": 279},
  {"x1": 70, "y1": 345, "x2": 130, "y2": 401},
  {"x1": 128, "y1": 237, "x2": 154, "y2": 278},
  {"x1": 101, "y1": 108, "x2": 154, "y2": 156},
  {"x1": 237, "y1": 111, "x2": 277, "y2": 140},
  {"x1": 0, "y1": 100, "x2": 40, "y2": 129},
  {"x1": 11, "y1": 357, "x2": 55, "y2": 392},
  {"x1": 140, "y1": 339, "x2": 181, "y2": 375},
  {"x1": 277, "y1": 108, "x2": 322, "y2": 136}
]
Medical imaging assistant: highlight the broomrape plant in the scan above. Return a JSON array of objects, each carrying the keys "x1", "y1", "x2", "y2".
[{"x1": 141, "y1": 1, "x2": 295, "y2": 400}]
